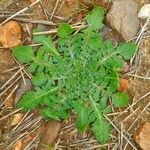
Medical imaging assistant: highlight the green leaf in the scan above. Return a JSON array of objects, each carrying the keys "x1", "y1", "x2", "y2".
[
  {"x1": 57, "y1": 23, "x2": 73, "y2": 38},
  {"x1": 73, "y1": 102, "x2": 89, "y2": 132},
  {"x1": 92, "y1": 118, "x2": 111, "y2": 144},
  {"x1": 86, "y1": 7, "x2": 104, "y2": 30},
  {"x1": 89, "y1": 96, "x2": 111, "y2": 143},
  {"x1": 34, "y1": 35, "x2": 60, "y2": 56},
  {"x1": 12, "y1": 45, "x2": 35, "y2": 63},
  {"x1": 17, "y1": 87, "x2": 60, "y2": 110},
  {"x1": 112, "y1": 93, "x2": 129, "y2": 107},
  {"x1": 117, "y1": 42, "x2": 136, "y2": 60},
  {"x1": 13, "y1": 7, "x2": 136, "y2": 145},
  {"x1": 31, "y1": 73, "x2": 47, "y2": 86}
]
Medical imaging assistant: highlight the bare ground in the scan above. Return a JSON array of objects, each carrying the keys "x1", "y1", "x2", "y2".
[{"x1": 0, "y1": 0, "x2": 150, "y2": 150}]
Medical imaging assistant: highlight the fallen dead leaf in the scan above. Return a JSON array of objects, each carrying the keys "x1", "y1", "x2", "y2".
[
  {"x1": 11, "y1": 113, "x2": 24, "y2": 126},
  {"x1": 0, "y1": 21, "x2": 21, "y2": 48},
  {"x1": 12, "y1": 140, "x2": 23, "y2": 150},
  {"x1": 118, "y1": 78, "x2": 129, "y2": 92}
]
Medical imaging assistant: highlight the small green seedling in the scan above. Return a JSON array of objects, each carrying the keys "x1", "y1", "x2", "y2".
[{"x1": 13, "y1": 7, "x2": 136, "y2": 144}]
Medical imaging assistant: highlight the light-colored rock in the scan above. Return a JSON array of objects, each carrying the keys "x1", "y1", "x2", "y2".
[
  {"x1": 134, "y1": 122, "x2": 150, "y2": 150},
  {"x1": 107, "y1": 0, "x2": 140, "y2": 40},
  {"x1": 138, "y1": 4, "x2": 150, "y2": 19}
]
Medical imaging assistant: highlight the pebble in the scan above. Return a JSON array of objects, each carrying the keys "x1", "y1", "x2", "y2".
[
  {"x1": 38, "y1": 121, "x2": 61, "y2": 149},
  {"x1": 107, "y1": 0, "x2": 140, "y2": 40},
  {"x1": 15, "y1": 78, "x2": 32, "y2": 104},
  {"x1": 138, "y1": 4, "x2": 150, "y2": 19},
  {"x1": 134, "y1": 122, "x2": 150, "y2": 150}
]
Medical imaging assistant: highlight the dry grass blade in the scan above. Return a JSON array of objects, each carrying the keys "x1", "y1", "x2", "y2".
[
  {"x1": 0, "y1": 84, "x2": 18, "y2": 106},
  {"x1": 50, "y1": 0, "x2": 60, "y2": 20},
  {"x1": 104, "y1": 116, "x2": 137, "y2": 150},
  {"x1": 33, "y1": 24, "x2": 87, "y2": 35},
  {"x1": 14, "y1": 18, "x2": 56, "y2": 25},
  {"x1": 0, "y1": 109, "x2": 21, "y2": 122},
  {"x1": 13, "y1": 111, "x2": 31, "y2": 131},
  {"x1": 0, "y1": 75, "x2": 22, "y2": 97},
  {"x1": 130, "y1": 16, "x2": 150, "y2": 65},
  {"x1": 127, "y1": 101, "x2": 150, "y2": 131},
  {"x1": 0, "y1": 0, "x2": 41, "y2": 25},
  {"x1": 0, "y1": 67, "x2": 23, "y2": 90}
]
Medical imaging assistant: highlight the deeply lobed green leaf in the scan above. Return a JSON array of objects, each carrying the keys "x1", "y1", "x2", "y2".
[{"x1": 12, "y1": 7, "x2": 136, "y2": 144}]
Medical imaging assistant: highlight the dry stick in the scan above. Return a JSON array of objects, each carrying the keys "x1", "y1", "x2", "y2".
[
  {"x1": 33, "y1": 24, "x2": 87, "y2": 35},
  {"x1": 54, "y1": 139, "x2": 60, "y2": 150},
  {"x1": 24, "y1": 134, "x2": 39, "y2": 150},
  {"x1": 0, "y1": 14, "x2": 35, "y2": 17},
  {"x1": 0, "y1": 84, "x2": 18, "y2": 106},
  {"x1": 20, "y1": 70, "x2": 27, "y2": 86},
  {"x1": 0, "y1": 67, "x2": 24, "y2": 90},
  {"x1": 130, "y1": 16, "x2": 150, "y2": 65},
  {"x1": 16, "y1": 117, "x2": 42, "y2": 133},
  {"x1": 127, "y1": 102, "x2": 150, "y2": 131},
  {"x1": 136, "y1": 16, "x2": 150, "y2": 44},
  {"x1": 123, "y1": 136, "x2": 133, "y2": 150},
  {"x1": 112, "y1": 144, "x2": 119, "y2": 150},
  {"x1": 47, "y1": 12, "x2": 66, "y2": 21},
  {"x1": 122, "y1": 106, "x2": 140, "y2": 123},
  {"x1": 120, "y1": 123, "x2": 123, "y2": 150},
  {"x1": 127, "y1": 73, "x2": 150, "y2": 80},
  {"x1": 0, "y1": 75, "x2": 22, "y2": 97},
  {"x1": 107, "y1": 111, "x2": 128, "y2": 116},
  {"x1": 0, "y1": 0, "x2": 41, "y2": 25},
  {"x1": 82, "y1": 143, "x2": 116, "y2": 150},
  {"x1": 57, "y1": 0, "x2": 65, "y2": 13},
  {"x1": 14, "y1": 58, "x2": 32, "y2": 79},
  {"x1": 62, "y1": 123, "x2": 75, "y2": 130},
  {"x1": 6, "y1": 124, "x2": 40, "y2": 150},
  {"x1": 104, "y1": 116, "x2": 137, "y2": 150},
  {"x1": 112, "y1": 91, "x2": 150, "y2": 122},
  {"x1": 0, "y1": 109, "x2": 21, "y2": 121},
  {"x1": 5, "y1": 132, "x2": 28, "y2": 150},
  {"x1": 14, "y1": 114, "x2": 34, "y2": 133},
  {"x1": 50, "y1": 0, "x2": 60, "y2": 20},
  {"x1": 2, "y1": 66, "x2": 22, "y2": 73},
  {"x1": 13, "y1": 111, "x2": 31, "y2": 131},
  {"x1": 39, "y1": 0, "x2": 49, "y2": 20},
  {"x1": 14, "y1": 18, "x2": 56, "y2": 25}
]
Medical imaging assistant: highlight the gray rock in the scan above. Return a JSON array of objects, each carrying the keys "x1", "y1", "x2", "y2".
[
  {"x1": 15, "y1": 78, "x2": 32, "y2": 104},
  {"x1": 37, "y1": 24, "x2": 50, "y2": 32},
  {"x1": 107, "y1": 0, "x2": 140, "y2": 40}
]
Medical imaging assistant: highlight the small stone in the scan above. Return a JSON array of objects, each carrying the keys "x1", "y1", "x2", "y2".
[
  {"x1": 107, "y1": 0, "x2": 140, "y2": 40},
  {"x1": 0, "y1": 21, "x2": 22, "y2": 48},
  {"x1": 37, "y1": 24, "x2": 50, "y2": 32},
  {"x1": 38, "y1": 121, "x2": 61, "y2": 149},
  {"x1": 100, "y1": 25, "x2": 121, "y2": 44},
  {"x1": 138, "y1": 4, "x2": 150, "y2": 19},
  {"x1": 134, "y1": 122, "x2": 150, "y2": 150},
  {"x1": 11, "y1": 113, "x2": 24, "y2": 126},
  {"x1": 15, "y1": 78, "x2": 32, "y2": 103}
]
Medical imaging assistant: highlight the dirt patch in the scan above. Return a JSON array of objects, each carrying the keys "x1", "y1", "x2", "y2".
[{"x1": 0, "y1": 0, "x2": 150, "y2": 150}]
